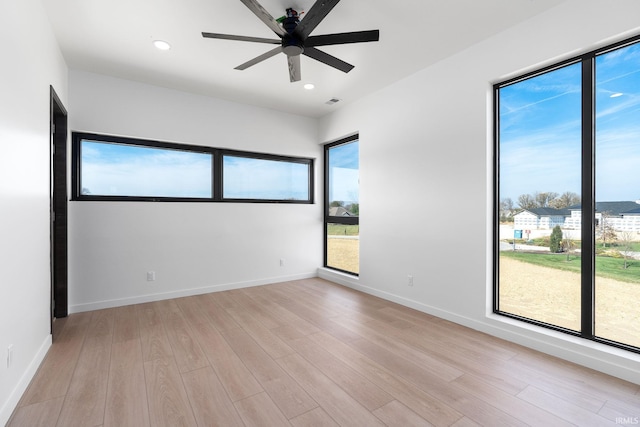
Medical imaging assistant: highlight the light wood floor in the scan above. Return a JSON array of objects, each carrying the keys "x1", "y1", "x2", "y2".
[{"x1": 9, "y1": 278, "x2": 640, "y2": 426}]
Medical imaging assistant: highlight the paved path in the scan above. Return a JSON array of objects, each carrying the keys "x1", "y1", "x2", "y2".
[
  {"x1": 500, "y1": 242, "x2": 640, "y2": 259},
  {"x1": 499, "y1": 242, "x2": 550, "y2": 252}
]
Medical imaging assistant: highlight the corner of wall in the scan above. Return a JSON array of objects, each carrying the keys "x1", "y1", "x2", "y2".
[{"x1": 0, "y1": 335, "x2": 51, "y2": 426}]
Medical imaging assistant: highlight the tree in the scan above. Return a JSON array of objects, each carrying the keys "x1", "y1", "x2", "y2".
[
  {"x1": 329, "y1": 201, "x2": 344, "y2": 207},
  {"x1": 517, "y1": 194, "x2": 536, "y2": 210},
  {"x1": 550, "y1": 225, "x2": 563, "y2": 253},
  {"x1": 516, "y1": 190, "x2": 579, "y2": 210},
  {"x1": 500, "y1": 198, "x2": 515, "y2": 222},
  {"x1": 563, "y1": 230, "x2": 575, "y2": 261},
  {"x1": 534, "y1": 191, "x2": 559, "y2": 208},
  {"x1": 550, "y1": 191, "x2": 580, "y2": 209},
  {"x1": 619, "y1": 230, "x2": 635, "y2": 269},
  {"x1": 597, "y1": 211, "x2": 617, "y2": 248}
]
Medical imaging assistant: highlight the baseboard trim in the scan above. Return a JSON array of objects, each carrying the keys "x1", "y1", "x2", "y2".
[
  {"x1": 317, "y1": 268, "x2": 640, "y2": 385},
  {"x1": 0, "y1": 334, "x2": 52, "y2": 427},
  {"x1": 68, "y1": 272, "x2": 318, "y2": 313}
]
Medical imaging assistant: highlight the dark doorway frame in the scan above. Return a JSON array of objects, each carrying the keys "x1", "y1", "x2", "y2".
[{"x1": 50, "y1": 86, "x2": 68, "y2": 334}]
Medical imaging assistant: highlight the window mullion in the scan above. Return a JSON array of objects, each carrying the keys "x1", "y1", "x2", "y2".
[
  {"x1": 213, "y1": 149, "x2": 222, "y2": 201},
  {"x1": 581, "y1": 56, "x2": 595, "y2": 338}
]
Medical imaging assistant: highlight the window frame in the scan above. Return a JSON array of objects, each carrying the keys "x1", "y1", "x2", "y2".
[
  {"x1": 71, "y1": 132, "x2": 314, "y2": 204},
  {"x1": 220, "y1": 149, "x2": 314, "y2": 203},
  {"x1": 324, "y1": 133, "x2": 359, "y2": 276},
  {"x1": 493, "y1": 34, "x2": 640, "y2": 354}
]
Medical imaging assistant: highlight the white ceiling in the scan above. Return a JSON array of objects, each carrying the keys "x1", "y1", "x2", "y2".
[{"x1": 42, "y1": 0, "x2": 565, "y2": 118}]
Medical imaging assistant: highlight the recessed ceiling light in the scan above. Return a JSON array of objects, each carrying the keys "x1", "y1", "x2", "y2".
[
  {"x1": 153, "y1": 40, "x2": 171, "y2": 50},
  {"x1": 303, "y1": 83, "x2": 315, "y2": 90},
  {"x1": 610, "y1": 92, "x2": 623, "y2": 98}
]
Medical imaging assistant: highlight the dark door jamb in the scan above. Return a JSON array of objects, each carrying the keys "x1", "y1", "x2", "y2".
[{"x1": 50, "y1": 86, "x2": 68, "y2": 336}]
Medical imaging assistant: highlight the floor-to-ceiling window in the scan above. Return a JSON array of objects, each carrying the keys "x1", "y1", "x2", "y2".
[
  {"x1": 594, "y1": 41, "x2": 640, "y2": 348},
  {"x1": 496, "y1": 62, "x2": 582, "y2": 331},
  {"x1": 325, "y1": 135, "x2": 359, "y2": 275},
  {"x1": 495, "y1": 35, "x2": 640, "y2": 352}
]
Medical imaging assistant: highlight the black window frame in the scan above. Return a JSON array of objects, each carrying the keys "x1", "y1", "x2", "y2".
[
  {"x1": 324, "y1": 133, "x2": 359, "y2": 276},
  {"x1": 220, "y1": 149, "x2": 314, "y2": 203},
  {"x1": 71, "y1": 132, "x2": 314, "y2": 204},
  {"x1": 493, "y1": 34, "x2": 640, "y2": 355}
]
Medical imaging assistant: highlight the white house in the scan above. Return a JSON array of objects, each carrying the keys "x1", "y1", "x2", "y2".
[
  {"x1": 514, "y1": 202, "x2": 640, "y2": 232},
  {"x1": 513, "y1": 207, "x2": 569, "y2": 230},
  {"x1": 620, "y1": 207, "x2": 640, "y2": 232},
  {"x1": 569, "y1": 201, "x2": 640, "y2": 232}
]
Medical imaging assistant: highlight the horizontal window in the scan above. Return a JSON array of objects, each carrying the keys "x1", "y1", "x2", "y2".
[
  {"x1": 223, "y1": 154, "x2": 311, "y2": 201},
  {"x1": 72, "y1": 132, "x2": 313, "y2": 203},
  {"x1": 79, "y1": 139, "x2": 212, "y2": 199}
]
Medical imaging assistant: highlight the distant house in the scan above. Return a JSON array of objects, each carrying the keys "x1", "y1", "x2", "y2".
[
  {"x1": 514, "y1": 201, "x2": 640, "y2": 231},
  {"x1": 570, "y1": 201, "x2": 640, "y2": 232},
  {"x1": 514, "y1": 207, "x2": 569, "y2": 230},
  {"x1": 329, "y1": 206, "x2": 353, "y2": 217},
  {"x1": 621, "y1": 207, "x2": 640, "y2": 231}
]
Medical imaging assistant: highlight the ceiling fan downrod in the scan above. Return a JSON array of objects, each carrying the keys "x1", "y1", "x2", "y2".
[{"x1": 281, "y1": 8, "x2": 303, "y2": 56}]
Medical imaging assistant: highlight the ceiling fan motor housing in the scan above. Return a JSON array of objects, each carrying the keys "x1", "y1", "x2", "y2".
[{"x1": 282, "y1": 37, "x2": 303, "y2": 56}]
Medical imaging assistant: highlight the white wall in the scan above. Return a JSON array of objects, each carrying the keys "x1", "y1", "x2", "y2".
[
  {"x1": 319, "y1": 0, "x2": 640, "y2": 383},
  {"x1": 68, "y1": 70, "x2": 322, "y2": 312},
  {"x1": 0, "y1": 0, "x2": 68, "y2": 424}
]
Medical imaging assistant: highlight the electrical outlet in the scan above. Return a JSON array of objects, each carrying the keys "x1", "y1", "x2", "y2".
[
  {"x1": 408, "y1": 275, "x2": 414, "y2": 287},
  {"x1": 280, "y1": 259, "x2": 285, "y2": 267},
  {"x1": 7, "y1": 344, "x2": 13, "y2": 368},
  {"x1": 147, "y1": 271, "x2": 156, "y2": 282}
]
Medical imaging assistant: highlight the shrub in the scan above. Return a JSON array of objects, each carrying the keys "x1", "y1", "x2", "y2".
[{"x1": 550, "y1": 226, "x2": 563, "y2": 253}]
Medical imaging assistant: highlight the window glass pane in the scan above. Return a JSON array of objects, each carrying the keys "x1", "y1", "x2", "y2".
[
  {"x1": 327, "y1": 141, "x2": 359, "y2": 216},
  {"x1": 80, "y1": 140, "x2": 212, "y2": 198},
  {"x1": 594, "y1": 41, "x2": 640, "y2": 347},
  {"x1": 326, "y1": 138, "x2": 359, "y2": 275},
  {"x1": 222, "y1": 155, "x2": 310, "y2": 200},
  {"x1": 326, "y1": 223, "x2": 359, "y2": 274},
  {"x1": 498, "y1": 63, "x2": 582, "y2": 331}
]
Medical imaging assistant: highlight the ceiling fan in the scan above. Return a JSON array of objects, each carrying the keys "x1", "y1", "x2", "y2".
[{"x1": 202, "y1": 0, "x2": 379, "y2": 82}]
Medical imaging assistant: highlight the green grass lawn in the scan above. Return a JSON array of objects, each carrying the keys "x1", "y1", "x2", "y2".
[
  {"x1": 327, "y1": 224, "x2": 359, "y2": 236},
  {"x1": 511, "y1": 238, "x2": 640, "y2": 252},
  {"x1": 500, "y1": 251, "x2": 640, "y2": 284}
]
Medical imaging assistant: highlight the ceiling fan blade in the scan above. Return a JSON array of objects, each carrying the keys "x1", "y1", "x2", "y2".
[
  {"x1": 238, "y1": 0, "x2": 286, "y2": 37},
  {"x1": 202, "y1": 32, "x2": 280, "y2": 44},
  {"x1": 288, "y1": 56, "x2": 301, "y2": 82},
  {"x1": 235, "y1": 46, "x2": 282, "y2": 70},
  {"x1": 305, "y1": 30, "x2": 379, "y2": 47},
  {"x1": 303, "y1": 47, "x2": 353, "y2": 73},
  {"x1": 294, "y1": 0, "x2": 340, "y2": 39}
]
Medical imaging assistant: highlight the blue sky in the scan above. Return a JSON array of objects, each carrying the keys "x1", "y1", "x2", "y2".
[
  {"x1": 82, "y1": 141, "x2": 312, "y2": 199},
  {"x1": 328, "y1": 141, "x2": 359, "y2": 204},
  {"x1": 223, "y1": 155, "x2": 309, "y2": 200},
  {"x1": 81, "y1": 141, "x2": 212, "y2": 197},
  {"x1": 500, "y1": 41, "x2": 640, "y2": 205}
]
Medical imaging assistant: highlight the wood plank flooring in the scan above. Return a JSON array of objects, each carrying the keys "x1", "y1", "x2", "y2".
[{"x1": 8, "y1": 278, "x2": 640, "y2": 426}]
